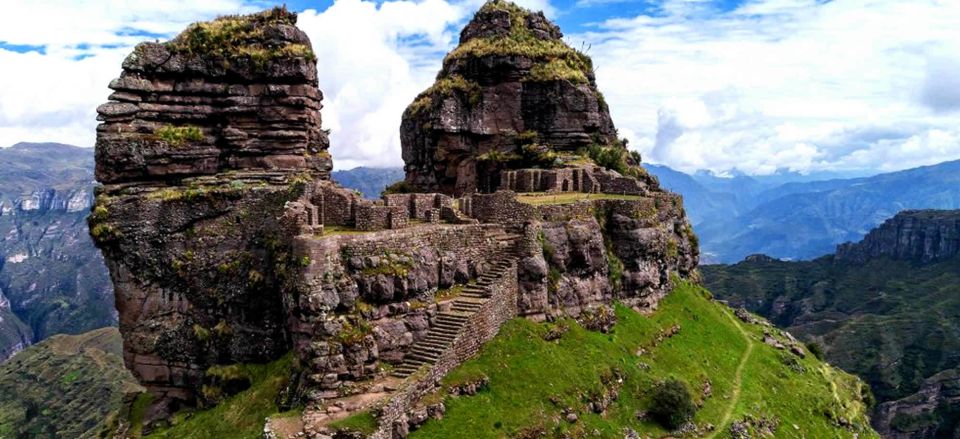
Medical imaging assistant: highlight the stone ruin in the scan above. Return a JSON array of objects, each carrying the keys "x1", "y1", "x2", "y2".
[{"x1": 91, "y1": 3, "x2": 699, "y2": 438}]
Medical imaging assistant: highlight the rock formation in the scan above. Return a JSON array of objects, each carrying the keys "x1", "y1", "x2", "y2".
[
  {"x1": 91, "y1": 7, "x2": 331, "y2": 424},
  {"x1": 401, "y1": 0, "x2": 627, "y2": 196},
  {"x1": 874, "y1": 368, "x2": 960, "y2": 438},
  {"x1": 836, "y1": 210, "x2": 960, "y2": 264},
  {"x1": 95, "y1": 7, "x2": 330, "y2": 184},
  {"x1": 92, "y1": 3, "x2": 699, "y2": 436}
]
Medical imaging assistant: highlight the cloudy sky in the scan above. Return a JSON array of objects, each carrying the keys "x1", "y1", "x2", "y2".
[{"x1": 1, "y1": 0, "x2": 958, "y2": 175}]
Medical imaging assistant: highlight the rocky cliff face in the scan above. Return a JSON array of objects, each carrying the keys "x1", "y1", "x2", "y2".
[
  {"x1": 0, "y1": 143, "x2": 113, "y2": 364},
  {"x1": 874, "y1": 368, "x2": 960, "y2": 438},
  {"x1": 95, "y1": 8, "x2": 330, "y2": 184},
  {"x1": 836, "y1": 210, "x2": 960, "y2": 264},
  {"x1": 93, "y1": 3, "x2": 699, "y2": 435},
  {"x1": 400, "y1": 0, "x2": 620, "y2": 196},
  {"x1": 92, "y1": 7, "x2": 331, "y2": 424}
]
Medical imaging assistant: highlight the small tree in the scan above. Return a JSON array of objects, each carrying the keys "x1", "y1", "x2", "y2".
[{"x1": 649, "y1": 378, "x2": 696, "y2": 430}]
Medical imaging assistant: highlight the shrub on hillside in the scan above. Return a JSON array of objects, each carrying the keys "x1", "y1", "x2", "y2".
[
  {"x1": 806, "y1": 341, "x2": 825, "y2": 360},
  {"x1": 649, "y1": 378, "x2": 696, "y2": 430}
]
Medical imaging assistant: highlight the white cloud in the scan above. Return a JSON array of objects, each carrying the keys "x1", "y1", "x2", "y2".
[
  {"x1": 575, "y1": 0, "x2": 960, "y2": 175},
  {"x1": 0, "y1": 0, "x2": 258, "y2": 148},
  {"x1": 0, "y1": 0, "x2": 556, "y2": 169},
  {"x1": 3, "y1": 0, "x2": 957, "y2": 177}
]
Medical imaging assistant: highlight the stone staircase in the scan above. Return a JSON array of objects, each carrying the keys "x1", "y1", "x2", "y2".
[{"x1": 392, "y1": 230, "x2": 522, "y2": 378}]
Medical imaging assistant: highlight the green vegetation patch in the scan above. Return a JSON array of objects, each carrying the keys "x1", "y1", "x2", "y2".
[
  {"x1": 527, "y1": 58, "x2": 588, "y2": 84},
  {"x1": 0, "y1": 328, "x2": 140, "y2": 439},
  {"x1": 164, "y1": 6, "x2": 315, "y2": 63},
  {"x1": 516, "y1": 192, "x2": 643, "y2": 206},
  {"x1": 444, "y1": 1, "x2": 592, "y2": 84},
  {"x1": 410, "y1": 283, "x2": 877, "y2": 438},
  {"x1": 154, "y1": 125, "x2": 203, "y2": 147},
  {"x1": 145, "y1": 353, "x2": 296, "y2": 439},
  {"x1": 328, "y1": 410, "x2": 378, "y2": 435}
]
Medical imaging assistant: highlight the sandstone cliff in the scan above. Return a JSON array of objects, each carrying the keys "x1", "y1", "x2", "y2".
[
  {"x1": 92, "y1": 7, "x2": 331, "y2": 424},
  {"x1": 400, "y1": 0, "x2": 625, "y2": 196}
]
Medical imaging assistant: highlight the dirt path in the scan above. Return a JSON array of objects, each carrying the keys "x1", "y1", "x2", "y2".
[{"x1": 708, "y1": 308, "x2": 755, "y2": 438}]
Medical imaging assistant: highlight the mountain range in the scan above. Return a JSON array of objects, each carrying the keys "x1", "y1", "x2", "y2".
[
  {"x1": 0, "y1": 143, "x2": 114, "y2": 362},
  {"x1": 703, "y1": 210, "x2": 960, "y2": 437},
  {"x1": 645, "y1": 162, "x2": 960, "y2": 263}
]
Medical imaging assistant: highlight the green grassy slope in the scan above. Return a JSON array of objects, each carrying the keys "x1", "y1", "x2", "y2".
[
  {"x1": 0, "y1": 327, "x2": 141, "y2": 439},
  {"x1": 411, "y1": 283, "x2": 876, "y2": 438},
  {"x1": 702, "y1": 257, "x2": 960, "y2": 404},
  {"x1": 141, "y1": 354, "x2": 296, "y2": 439}
]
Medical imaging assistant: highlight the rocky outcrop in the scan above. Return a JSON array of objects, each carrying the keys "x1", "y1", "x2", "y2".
[
  {"x1": 874, "y1": 369, "x2": 960, "y2": 438},
  {"x1": 835, "y1": 210, "x2": 960, "y2": 264},
  {"x1": 91, "y1": 7, "x2": 330, "y2": 425},
  {"x1": 92, "y1": 3, "x2": 700, "y2": 435},
  {"x1": 95, "y1": 7, "x2": 330, "y2": 184},
  {"x1": 400, "y1": 0, "x2": 619, "y2": 196}
]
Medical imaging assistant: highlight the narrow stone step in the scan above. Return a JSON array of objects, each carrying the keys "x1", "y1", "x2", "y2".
[
  {"x1": 425, "y1": 334, "x2": 457, "y2": 343},
  {"x1": 432, "y1": 323, "x2": 461, "y2": 332},
  {"x1": 438, "y1": 312, "x2": 470, "y2": 320},
  {"x1": 420, "y1": 341, "x2": 450, "y2": 350},
  {"x1": 411, "y1": 346, "x2": 445, "y2": 356},
  {"x1": 452, "y1": 302, "x2": 482, "y2": 310},
  {"x1": 430, "y1": 330, "x2": 460, "y2": 339},
  {"x1": 408, "y1": 352, "x2": 439, "y2": 363}
]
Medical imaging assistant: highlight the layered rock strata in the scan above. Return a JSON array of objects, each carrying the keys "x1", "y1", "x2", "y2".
[
  {"x1": 400, "y1": 0, "x2": 620, "y2": 196},
  {"x1": 91, "y1": 7, "x2": 330, "y2": 423},
  {"x1": 95, "y1": 7, "x2": 330, "y2": 184},
  {"x1": 836, "y1": 210, "x2": 960, "y2": 264}
]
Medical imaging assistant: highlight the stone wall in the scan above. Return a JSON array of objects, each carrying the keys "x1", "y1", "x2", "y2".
[
  {"x1": 500, "y1": 168, "x2": 598, "y2": 193},
  {"x1": 314, "y1": 181, "x2": 359, "y2": 227},
  {"x1": 384, "y1": 193, "x2": 454, "y2": 220},
  {"x1": 356, "y1": 204, "x2": 391, "y2": 231},
  {"x1": 288, "y1": 224, "x2": 503, "y2": 389},
  {"x1": 370, "y1": 261, "x2": 519, "y2": 439}
]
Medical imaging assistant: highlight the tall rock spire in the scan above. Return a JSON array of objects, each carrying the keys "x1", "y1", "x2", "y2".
[
  {"x1": 401, "y1": 0, "x2": 619, "y2": 196},
  {"x1": 95, "y1": 6, "x2": 331, "y2": 184}
]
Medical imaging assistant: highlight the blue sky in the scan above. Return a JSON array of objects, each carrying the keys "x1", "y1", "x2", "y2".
[{"x1": 0, "y1": 0, "x2": 958, "y2": 175}]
